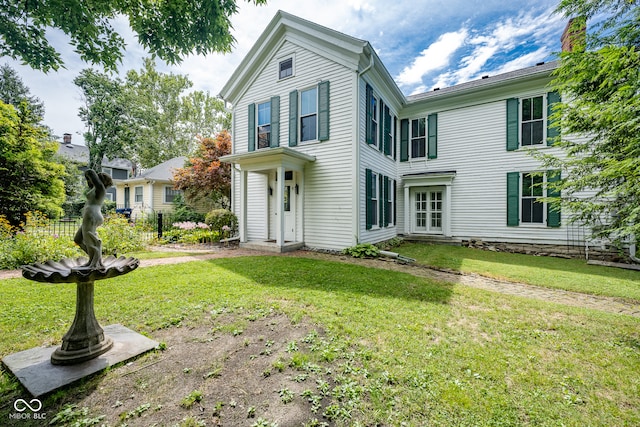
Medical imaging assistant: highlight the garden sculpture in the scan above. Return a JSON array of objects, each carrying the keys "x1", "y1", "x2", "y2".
[{"x1": 21, "y1": 169, "x2": 139, "y2": 365}]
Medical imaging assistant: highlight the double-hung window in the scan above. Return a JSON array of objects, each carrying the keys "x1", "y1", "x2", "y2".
[
  {"x1": 257, "y1": 101, "x2": 271, "y2": 149},
  {"x1": 370, "y1": 172, "x2": 379, "y2": 227},
  {"x1": 134, "y1": 186, "x2": 143, "y2": 204},
  {"x1": 521, "y1": 96, "x2": 544, "y2": 146},
  {"x1": 300, "y1": 87, "x2": 317, "y2": 142},
  {"x1": 411, "y1": 118, "x2": 426, "y2": 158},
  {"x1": 164, "y1": 186, "x2": 182, "y2": 204},
  {"x1": 521, "y1": 172, "x2": 544, "y2": 224}
]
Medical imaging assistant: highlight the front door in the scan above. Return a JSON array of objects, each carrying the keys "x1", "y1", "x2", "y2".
[
  {"x1": 284, "y1": 182, "x2": 296, "y2": 241},
  {"x1": 412, "y1": 187, "x2": 443, "y2": 234}
]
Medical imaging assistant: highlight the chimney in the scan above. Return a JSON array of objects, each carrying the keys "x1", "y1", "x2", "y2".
[
  {"x1": 561, "y1": 17, "x2": 586, "y2": 53},
  {"x1": 63, "y1": 133, "x2": 72, "y2": 144}
]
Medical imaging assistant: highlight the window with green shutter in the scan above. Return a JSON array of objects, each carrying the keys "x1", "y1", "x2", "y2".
[
  {"x1": 506, "y1": 172, "x2": 520, "y2": 226},
  {"x1": 318, "y1": 80, "x2": 330, "y2": 141},
  {"x1": 365, "y1": 84, "x2": 374, "y2": 145},
  {"x1": 546, "y1": 170, "x2": 561, "y2": 227},
  {"x1": 506, "y1": 98, "x2": 519, "y2": 151},
  {"x1": 289, "y1": 90, "x2": 298, "y2": 146},
  {"x1": 365, "y1": 169, "x2": 378, "y2": 229},
  {"x1": 547, "y1": 91, "x2": 561, "y2": 146},
  {"x1": 270, "y1": 96, "x2": 280, "y2": 148},
  {"x1": 400, "y1": 119, "x2": 409, "y2": 161},
  {"x1": 383, "y1": 105, "x2": 392, "y2": 156},
  {"x1": 248, "y1": 103, "x2": 256, "y2": 152},
  {"x1": 428, "y1": 113, "x2": 437, "y2": 159}
]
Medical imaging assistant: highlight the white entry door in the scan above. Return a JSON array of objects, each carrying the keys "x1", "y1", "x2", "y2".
[
  {"x1": 412, "y1": 188, "x2": 443, "y2": 234},
  {"x1": 284, "y1": 182, "x2": 296, "y2": 241}
]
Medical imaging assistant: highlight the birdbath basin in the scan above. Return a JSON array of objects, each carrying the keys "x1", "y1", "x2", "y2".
[{"x1": 21, "y1": 255, "x2": 139, "y2": 365}]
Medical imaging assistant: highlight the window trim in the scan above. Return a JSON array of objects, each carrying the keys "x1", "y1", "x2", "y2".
[
  {"x1": 134, "y1": 185, "x2": 143, "y2": 204},
  {"x1": 520, "y1": 95, "x2": 547, "y2": 148},
  {"x1": 278, "y1": 55, "x2": 295, "y2": 80},
  {"x1": 410, "y1": 117, "x2": 426, "y2": 159},
  {"x1": 299, "y1": 86, "x2": 318, "y2": 143},
  {"x1": 163, "y1": 186, "x2": 182, "y2": 204},
  {"x1": 256, "y1": 100, "x2": 272, "y2": 150}
]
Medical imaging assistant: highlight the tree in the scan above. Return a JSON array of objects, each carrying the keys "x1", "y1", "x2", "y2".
[
  {"x1": 0, "y1": 0, "x2": 267, "y2": 72},
  {"x1": 124, "y1": 59, "x2": 230, "y2": 168},
  {"x1": 124, "y1": 58, "x2": 194, "y2": 168},
  {"x1": 0, "y1": 63, "x2": 45, "y2": 119},
  {"x1": 537, "y1": 1, "x2": 640, "y2": 244},
  {"x1": 173, "y1": 131, "x2": 231, "y2": 209},
  {"x1": 75, "y1": 69, "x2": 132, "y2": 172},
  {"x1": 0, "y1": 100, "x2": 65, "y2": 226}
]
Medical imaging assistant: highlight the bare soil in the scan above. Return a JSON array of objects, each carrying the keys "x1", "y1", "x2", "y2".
[{"x1": 40, "y1": 312, "x2": 339, "y2": 427}]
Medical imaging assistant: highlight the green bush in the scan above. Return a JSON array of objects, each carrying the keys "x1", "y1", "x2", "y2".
[
  {"x1": 98, "y1": 214, "x2": 146, "y2": 255},
  {"x1": 171, "y1": 194, "x2": 205, "y2": 223},
  {"x1": 341, "y1": 243, "x2": 380, "y2": 258},
  {"x1": 0, "y1": 213, "x2": 81, "y2": 269},
  {"x1": 205, "y1": 209, "x2": 238, "y2": 236}
]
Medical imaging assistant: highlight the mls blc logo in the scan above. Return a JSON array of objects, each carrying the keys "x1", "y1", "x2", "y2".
[{"x1": 10, "y1": 398, "x2": 46, "y2": 420}]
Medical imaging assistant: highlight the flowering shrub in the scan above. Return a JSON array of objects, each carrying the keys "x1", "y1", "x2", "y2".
[
  {"x1": 98, "y1": 214, "x2": 146, "y2": 255},
  {"x1": 205, "y1": 209, "x2": 238, "y2": 236},
  {"x1": 160, "y1": 221, "x2": 218, "y2": 245}
]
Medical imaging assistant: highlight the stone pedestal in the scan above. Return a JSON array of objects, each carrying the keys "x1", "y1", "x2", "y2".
[{"x1": 51, "y1": 280, "x2": 114, "y2": 365}]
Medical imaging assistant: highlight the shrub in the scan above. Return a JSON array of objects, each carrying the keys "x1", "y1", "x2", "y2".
[
  {"x1": 171, "y1": 194, "x2": 205, "y2": 223},
  {"x1": 98, "y1": 214, "x2": 146, "y2": 255},
  {"x1": 205, "y1": 209, "x2": 238, "y2": 236},
  {"x1": 341, "y1": 243, "x2": 380, "y2": 258},
  {"x1": 159, "y1": 221, "x2": 218, "y2": 245}
]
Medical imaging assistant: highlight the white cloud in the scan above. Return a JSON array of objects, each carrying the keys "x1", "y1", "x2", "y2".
[{"x1": 396, "y1": 29, "x2": 468, "y2": 86}]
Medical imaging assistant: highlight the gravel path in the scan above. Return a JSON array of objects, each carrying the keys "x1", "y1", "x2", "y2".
[{"x1": 3, "y1": 247, "x2": 639, "y2": 318}]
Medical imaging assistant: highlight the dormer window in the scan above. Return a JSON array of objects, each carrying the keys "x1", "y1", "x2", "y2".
[{"x1": 279, "y1": 58, "x2": 293, "y2": 80}]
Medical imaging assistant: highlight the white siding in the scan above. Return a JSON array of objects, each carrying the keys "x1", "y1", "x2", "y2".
[
  {"x1": 231, "y1": 40, "x2": 356, "y2": 250},
  {"x1": 398, "y1": 92, "x2": 582, "y2": 245}
]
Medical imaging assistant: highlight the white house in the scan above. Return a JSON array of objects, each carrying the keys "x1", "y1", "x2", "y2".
[{"x1": 220, "y1": 11, "x2": 583, "y2": 254}]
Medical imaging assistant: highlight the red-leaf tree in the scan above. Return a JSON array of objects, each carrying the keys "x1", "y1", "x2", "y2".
[{"x1": 173, "y1": 130, "x2": 231, "y2": 209}]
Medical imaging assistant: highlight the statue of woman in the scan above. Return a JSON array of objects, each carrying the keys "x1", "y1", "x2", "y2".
[{"x1": 73, "y1": 169, "x2": 113, "y2": 271}]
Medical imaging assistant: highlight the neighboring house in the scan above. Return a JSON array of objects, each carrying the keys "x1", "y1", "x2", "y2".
[
  {"x1": 220, "y1": 11, "x2": 585, "y2": 254},
  {"x1": 114, "y1": 157, "x2": 186, "y2": 217},
  {"x1": 56, "y1": 134, "x2": 133, "y2": 204}
]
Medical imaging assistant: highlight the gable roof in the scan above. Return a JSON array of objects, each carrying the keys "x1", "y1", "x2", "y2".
[
  {"x1": 123, "y1": 156, "x2": 187, "y2": 184},
  {"x1": 220, "y1": 10, "x2": 402, "y2": 104},
  {"x1": 56, "y1": 142, "x2": 132, "y2": 170}
]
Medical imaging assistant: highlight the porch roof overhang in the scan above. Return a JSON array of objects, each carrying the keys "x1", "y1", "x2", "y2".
[
  {"x1": 402, "y1": 170, "x2": 457, "y2": 187},
  {"x1": 220, "y1": 147, "x2": 316, "y2": 172}
]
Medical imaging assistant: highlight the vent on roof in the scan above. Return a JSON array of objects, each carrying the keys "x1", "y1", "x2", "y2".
[
  {"x1": 536, "y1": 61, "x2": 545, "y2": 66},
  {"x1": 433, "y1": 87, "x2": 440, "y2": 91},
  {"x1": 482, "y1": 75, "x2": 489, "y2": 79}
]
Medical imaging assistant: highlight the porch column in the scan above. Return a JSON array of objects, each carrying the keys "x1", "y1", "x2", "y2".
[
  {"x1": 404, "y1": 186, "x2": 410, "y2": 234},
  {"x1": 276, "y1": 166, "x2": 285, "y2": 246},
  {"x1": 299, "y1": 171, "x2": 305, "y2": 243},
  {"x1": 240, "y1": 169, "x2": 248, "y2": 243},
  {"x1": 444, "y1": 184, "x2": 452, "y2": 237}
]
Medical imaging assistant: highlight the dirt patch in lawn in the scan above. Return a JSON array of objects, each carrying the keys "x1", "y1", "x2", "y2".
[{"x1": 26, "y1": 312, "x2": 353, "y2": 427}]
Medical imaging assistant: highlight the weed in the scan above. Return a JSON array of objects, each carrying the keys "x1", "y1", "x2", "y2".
[
  {"x1": 251, "y1": 417, "x2": 278, "y2": 427},
  {"x1": 180, "y1": 390, "x2": 203, "y2": 409},
  {"x1": 279, "y1": 387, "x2": 294, "y2": 404},
  {"x1": 49, "y1": 404, "x2": 105, "y2": 426},
  {"x1": 179, "y1": 416, "x2": 206, "y2": 427},
  {"x1": 247, "y1": 406, "x2": 257, "y2": 418},
  {"x1": 286, "y1": 340, "x2": 299, "y2": 352},
  {"x1": 272, "y1": 358, "x2": 286, "y2": 372}
]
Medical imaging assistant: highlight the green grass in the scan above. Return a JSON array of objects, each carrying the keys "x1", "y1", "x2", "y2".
[
  {"x1": 1, "y1": 256, "x2": 639, "y2": 425},
  {"x1": 396, "y1": 242, "x2": 640, "y2": 301}
]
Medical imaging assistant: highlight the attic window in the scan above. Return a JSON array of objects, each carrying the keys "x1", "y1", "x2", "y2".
[{"x1": 279, "y1": 58, "x2": 293, "y2": 80}]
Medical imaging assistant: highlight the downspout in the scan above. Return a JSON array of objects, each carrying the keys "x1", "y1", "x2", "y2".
[{"x1": 353, "y1": 50, "x2": 374, "y2": 245}]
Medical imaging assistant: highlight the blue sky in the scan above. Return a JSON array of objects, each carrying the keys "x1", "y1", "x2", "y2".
[{"x1": 5, "y1": 0, "x2": 566, "y2": 144}]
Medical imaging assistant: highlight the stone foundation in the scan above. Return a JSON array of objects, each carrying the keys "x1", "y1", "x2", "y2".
[{"x1": 462, "y1": 239, "x2": 631, "y2": 263}]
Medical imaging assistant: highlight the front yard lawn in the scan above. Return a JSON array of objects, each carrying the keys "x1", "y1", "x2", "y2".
[
  {"x1": 1, "y1": 256, "x2": 639, "y2": 426},
  {"x1": 397, "y1": 242, "x2": 640, "y2": 301}
]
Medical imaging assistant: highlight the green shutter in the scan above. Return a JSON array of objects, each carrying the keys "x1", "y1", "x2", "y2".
[
  {"x1": 547, "y1": 91, "x2": 561, "y2": 146},
  {"x1": 365, "y1": 168, "x2": 373, "y2": 230},
  {"x1": 400, "y1": 119, "x2": 409, "y2": 162},
  {"x1": 378, "y1": 100, "x2": 385, "y2": 151},
  {"x1": 393, "y1": 179, "x2": 397, "y2": 225},
  {"x1": 383, "y1": 106, "x2": 392, "y2": 155},
  {"x1": 248, "y1": 103, "x2": 256, "y2": 152},
  {"x1": 365, "y1": 84, "x2": 373, "y2": 145},
  {"x1": 318, "y1": 80, "x2": 330, "y2": 141},
  {"x1": 288, "y1": 90, "x2": 298, "y2": 147},
  {"x1": 428, "y1": 113, "x2": 437, "y2": 159},
  {"x1": 547, "y1": 170, "x2": 562, "y2": 227},
  {"x1": 507, "y1": 172, "x2": 520, "y2": 226},
  {"x1": 393, "y1": 116, "x2": 397, "y2": 160},
  {"x1": 506, "y1": 98, "x2": 519, "y2": 151},
  {"x1": 383, "y1": 176, "x2": 390, "y2": 227},
  {"x1": 270, "y1": 96, "x2": 280, "y2": 148},
  {"x1": 378, "y1": 174, "x2": 384, "y2": 228}
]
